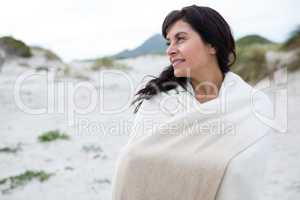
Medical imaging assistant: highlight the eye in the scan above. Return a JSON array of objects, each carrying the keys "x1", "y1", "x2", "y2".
[
  {"x1": 165, "y1": 37, "x2": 185, "y2": 46},
  {"x1": 177, "y1": 37, "x2": 185, "y2": 43}
]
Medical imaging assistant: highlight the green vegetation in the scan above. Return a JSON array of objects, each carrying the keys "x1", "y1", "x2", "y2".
[
  {"x1": 93, "y1": 178, "x2": 111, "y2": 185},
  {"x1": 0, "y1": 170, "x2": 53, "y2": 194},
  {"x1": 286, "y1": 50, "x2": 300, "y2": 72},
  {"x1": 0, "y1": 147, "x2": 18, "y2": 153},
  {"x1": 231, "y1": 27, "x2": 300, "y2": 84},
  {"x1": 45, "y1": 50, "x2": 61, "y2": 61},
  {"x1": 31, "y1": 46, "x2": 62, "y2": 61},
  {"x1": 62, "y1": 64, "x2": 71, "y2": 76},
  {"x1": 35, "y1": 66, "x2": 49, "y2": 72},
  {"x1": 90, "y1": 57, "x2": 131, "y2": 71},
  {"x1": 72, "y1": 71, "x2": 90, "y2": 80},
  {"x1": 38, "y1": 130, "x2": 70, "y2": 143},
  {"x1": 0, "y1": 144, "x2": 21, "y2": 154},
  {"x1": 18, "y1": 62, "x2": 30, "y2": 68},
  {"x1": 232, "y1": 43, "x2": 279, "y2": 84},
  {"x1": 0, "y1": 36, "x2": 32, "y2": 57},
  {"x1": 236, "y1": 34, "x2": 274, "y2": 47},
  {"x1": 281, "y1": 26, "x2": 300, "y2": 50},
  {"x1": 232, "y1": 34, "x2": 279, "y2": 84},
  {"x1": 82, "y1": 144, "x2": 103, "y2": 153},
  {"x1": 93, "y1": 57, "x2": 114, "y2": 67}
]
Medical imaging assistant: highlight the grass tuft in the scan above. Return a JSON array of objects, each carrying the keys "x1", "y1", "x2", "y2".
[
  {"x1": 0, "y1": 143, "x2": 22, "y2": 154},
  {"x1": 90, "y1": 57, "x2": 131, "y2": 71},
  {"x1": 0, "y1": 170, "x2": 53, "y2": 194},
  {"x1": 38, "y1": 130, "x2": 70, "y2": 143}
]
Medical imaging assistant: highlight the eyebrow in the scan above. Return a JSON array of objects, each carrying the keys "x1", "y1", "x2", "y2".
[{"x1": 166, "y1": 32, "x2": 188, "y2": 41}]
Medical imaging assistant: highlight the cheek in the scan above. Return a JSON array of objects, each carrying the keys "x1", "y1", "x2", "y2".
[
  {"x1": 191, "y1": 48, "x2": 209, "y2": 68},
  {"x1": 181, "y1": 42, "x2": 205, "y2": 61}
]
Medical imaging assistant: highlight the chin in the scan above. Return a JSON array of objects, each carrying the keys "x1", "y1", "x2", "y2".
[{"x1": 173, "y1": 68, "x2": 190, "y2": 78}]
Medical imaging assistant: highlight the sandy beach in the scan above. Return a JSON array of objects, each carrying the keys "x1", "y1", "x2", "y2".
[{"x1": 0, "y1": 55, "x2": 299, "y2": 200}]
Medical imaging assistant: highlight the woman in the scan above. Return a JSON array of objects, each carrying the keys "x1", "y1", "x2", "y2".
[{"x1": 112, "y1": 5, "x2": 273, "y2": 200}]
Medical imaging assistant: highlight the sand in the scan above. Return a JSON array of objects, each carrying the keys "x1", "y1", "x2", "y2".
[{"x1": 0, "y1": 55, "x2": 299, "y2": 200}]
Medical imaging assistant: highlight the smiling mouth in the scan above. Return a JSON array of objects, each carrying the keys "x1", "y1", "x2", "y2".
[{"x1": 172, "y1": 59, "x2": 185, "y2": 67}]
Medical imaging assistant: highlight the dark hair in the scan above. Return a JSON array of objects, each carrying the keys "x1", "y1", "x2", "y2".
[{"x1": 131, "y1": 5, "x2": 236, "y2": 113}]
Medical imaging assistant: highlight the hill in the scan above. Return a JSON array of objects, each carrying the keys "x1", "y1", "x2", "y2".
[
  {"x1": 236, "y1": 34, "x2": 275, "y2": 47},
  {"x1": 113, "y1": 34, "x2": 167, "y2": 59}
]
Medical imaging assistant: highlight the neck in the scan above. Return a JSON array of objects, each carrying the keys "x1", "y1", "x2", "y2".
[{"x1": 190, "y1": 66, "x2": 224, "y2": 103}]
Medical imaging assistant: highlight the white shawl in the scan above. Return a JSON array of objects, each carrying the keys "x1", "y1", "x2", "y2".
[{"x1": 112, "y1": 72, "x2": 273, "y2": 200}]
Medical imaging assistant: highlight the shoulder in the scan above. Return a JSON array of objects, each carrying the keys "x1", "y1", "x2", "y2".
[{"x1": 224, "y1": 71, "x2": 273, "y2": 115}]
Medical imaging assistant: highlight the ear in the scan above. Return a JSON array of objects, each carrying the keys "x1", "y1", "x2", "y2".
[{"x1": 207, "y1": 44, "x2": 216, "y2": 55}]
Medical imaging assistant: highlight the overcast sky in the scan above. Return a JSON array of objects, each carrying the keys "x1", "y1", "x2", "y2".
[{"x1": 0, "y1": 0, "x2": 299, "y2": 61}]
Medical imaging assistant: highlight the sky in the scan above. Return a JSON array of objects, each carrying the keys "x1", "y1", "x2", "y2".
[{"x1": 0, "y1": 0, "x2": 299, "y2": 61}]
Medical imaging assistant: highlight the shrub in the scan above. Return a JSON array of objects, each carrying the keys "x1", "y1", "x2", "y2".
[
  {"x1": 236, "y1": 34, "x2": 274, "y2": 48},
  {"x1": 31, "y1": 46, "x2": 62, "y2": 61},
  {"x1": 0, "y1": 170, "x2": 53, "y2": 194},
  {"x1": 38, "y1": 130, "x2": 70, "y2": 143},
  {"x1": 281, "y1": 25, "x2": 300, "y2": 50},
  {"x1": 0, "y1": 143, "x2": 22, "y2": 154},
  {"x1": 0, "y1": 36, "x2": 32, "y2": 57},
  {"x1": 91, "y1": 57, "x2": 131, "y2": 71},
  {"x1": 286, "y1": 50, "x2": 300, "y2": 72},
  {"x1": 231, "y1": 45, "x2": 270, "y2": 84}
]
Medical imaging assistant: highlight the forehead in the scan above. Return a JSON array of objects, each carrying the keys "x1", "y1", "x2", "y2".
[{"x1": 166, "y1": 20, "x2": 194, "y2": 39}]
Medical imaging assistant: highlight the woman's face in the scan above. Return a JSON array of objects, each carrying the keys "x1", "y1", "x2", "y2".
[{"x1": 165, "y1": 19, "x2": 216, "y2": 78}]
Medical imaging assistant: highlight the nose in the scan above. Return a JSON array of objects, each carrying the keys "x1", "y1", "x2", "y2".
[{"x1": 166, "y1": 44, "x2": 178, "y2": 56}]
